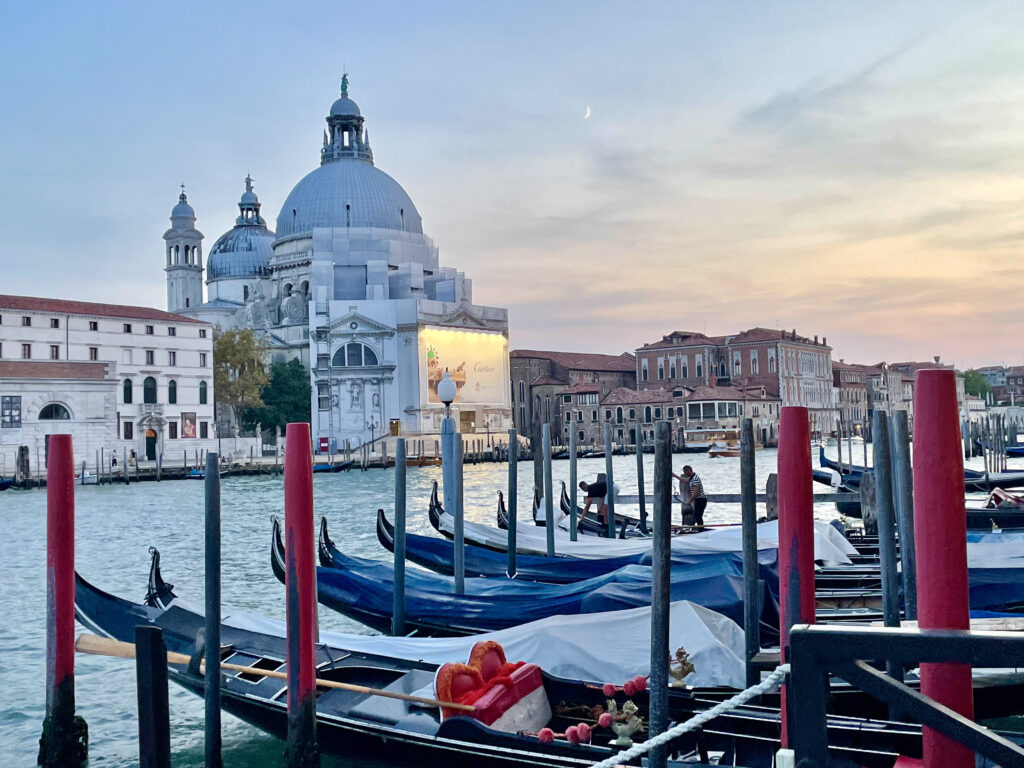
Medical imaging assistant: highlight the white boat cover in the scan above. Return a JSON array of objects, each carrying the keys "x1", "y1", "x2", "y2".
[
  {"x1": 178, "y1": 598, "x2": 747, "y2": 689},
  {"x1": 441, "y1": 509, "x2": 854, "y2": 565}
]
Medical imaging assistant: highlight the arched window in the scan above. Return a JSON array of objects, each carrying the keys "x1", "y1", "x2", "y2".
[
  {"x1": 199, "y1": 380, "x2": 208, "y2": 405},
  {"x1": 168, "y1": 380, "x2": 177, "y2": 405},
  {"x1": 300, "y1": 280, "x2": 309, "y2": 295},
  {"x1": 39, "y1": 403, "x2": 70, "y2": 420},
  {"x1": 332, "y1": 342, "x2": 379, "y2": 367},
  {"x1": 123, "y1": 379, "x2": 133, "y2": 404},
  {"x1": 518, "y1": 381, "x2": 525, "y2": 401},
  {"x1": 644, "y1": 406, "x2": 652, "y2": 423},
  {"x1": 143, "y1": 376, "x2": 157, "y2": 404},
  {"x1": 616, "y1": 407, "x2": 623, "y2": 424}
]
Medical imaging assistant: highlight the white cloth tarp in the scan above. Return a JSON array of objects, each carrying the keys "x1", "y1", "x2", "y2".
[
  {"x1": 441, "y1": 508, "x2": 853, "y2": 565},
  {"x1": 178, "y1": 598, "x2": 747, "y2": 689}
]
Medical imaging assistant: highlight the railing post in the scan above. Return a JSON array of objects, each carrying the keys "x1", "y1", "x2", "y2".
[
  {"x1": 39, "y1": 433, "x2": 87, "y2": 768},
  {"x1": 543, "y1": 423, "x2": 555, "y2": 557},
  {"x1": 284, "y1": 422, "x2": 319, "y2": 768},
  {"x1": 740, "y1": 418, "x2": 760, "y2": 688},
  {"x1": 568, "y1": 427, "x2": 578, "y2": 540},
  {"x1": 392, "y1": 438, "x2": 407, "y2": 636},
  {"x1": 891, "y1": 410, "x2": 917, "y2": 621},
  {"x1": 507, "y1": 428, "x2": 517, "y2": 577},
  {"x1": 204, "y1": 452, "x2": 222, "y2": 768},
  {"x1": 778, "y1": 406, "x2": 813, "y2": 749},
  {"x1": 134, "y1": 625, "x2": 171, "y2": 768},
  {"x1": 648, "y1": 420, "x2": 672, "y2": 768},
  {"x1": 913, "y1": 370, "x2": 973, "y2": 768},
  {"x1": 603, "y1": 423, "x2": 616, "y2": 538},
  {"x1": 454, "y1": 435, "x2": 465, "y2": 594}
]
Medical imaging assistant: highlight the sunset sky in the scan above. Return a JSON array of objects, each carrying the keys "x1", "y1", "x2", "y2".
[{"x1": 2, "y1": 1, "x2": 1023, "y2": 368}]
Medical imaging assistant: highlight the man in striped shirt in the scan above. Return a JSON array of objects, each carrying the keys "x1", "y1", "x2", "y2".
[{"x1": 673, "y1": 465, "x2": 707, "y2": 528}]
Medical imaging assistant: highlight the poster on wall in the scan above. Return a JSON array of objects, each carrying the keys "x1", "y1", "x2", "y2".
[
  {"x1": 182, "y1": 412, "x2": 197, "y2": 439},
  {"x1": 419, "y1": 327, "x2": 509, "y2": 406}
]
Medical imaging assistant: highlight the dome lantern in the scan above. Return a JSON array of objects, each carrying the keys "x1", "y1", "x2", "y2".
[{"x1": 322, "y1": 73, "x2": 373, "y2": 165}]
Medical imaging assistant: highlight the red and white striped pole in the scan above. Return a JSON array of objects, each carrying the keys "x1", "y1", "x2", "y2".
[
  {"x1": 777, "y1": 406, "x2": 814, "y2": 748},
  {"x1": 40, "y1": 434, "x2": 87, "y2": 766},
  {"x1": 284, "y1": 423, "x2": 319, "y2": 767},
  {"x1": 913, "y1": 370, "x2": 973, "y2": 768}
]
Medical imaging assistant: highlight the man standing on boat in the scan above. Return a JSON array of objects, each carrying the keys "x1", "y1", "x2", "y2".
[
  {"x1": 673, "y1": 465, "x2": 707, "y2": 529},
  {"x1": 578, "y1": 473, "x2": 609, "y2": 528}
]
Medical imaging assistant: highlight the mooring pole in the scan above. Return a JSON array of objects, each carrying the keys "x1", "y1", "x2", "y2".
[
  {"x1": 914, "y1": 370, "x2": 973, "y2": 768},
  {"x1": 636, "y1": 433, "x2": 648, "y2": 534},
  {"x1": 392, "y1": 438, "x2": 407, "y2": 636},
  {"x1": 39, "y1": 433, "x2": 87, "y2": 768},
  {"x1": 649, "y1": 420, "x2": 672, "y2": 768},
  {"x1": 441, "y1": 406, "x2": 456, "y2": 517},
  {"x1": 284, "y1": 422, "x2": 319, "y2": 768},
  {"x1": 740, "y1": 418, "x2": 760, "y2": 688},
  {"x1": 124, "y1": 447, "x2": 129, "y2": 485},
  {"x1": 204, "y1": 452, "x2": 222, "y2": 768},
  {"x1": 507, "y1": 428, "x2": 518, "y2": 577},
  {"x1": 543, "y1": 423, "x2": 555, "y2": 557},
  {"x1": 871, "y1": 413, "x2": 902, "y2": 688},
  {"x1": 134, "y1": 625, "x2": 171, "y2": 768},
  {"x1": 568, "y1": 427, "x2": 578, "y2": 541},
  {"x1": 454, "y1": 435, "x2": 465, "y2": 594},
  {"x1": 778, "y1": 406, "x2": 814, "y2": 750},
  {"x1": 603, "y1": 422, "x2": 616, "y2": 538},
  {"x1": 891, "y1": 410, "x2": 917, "y2": 621}
]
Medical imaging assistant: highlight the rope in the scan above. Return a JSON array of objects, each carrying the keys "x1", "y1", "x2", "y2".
[{"x1": 587, "y1": 664, "x2": 790, "y2": 768}]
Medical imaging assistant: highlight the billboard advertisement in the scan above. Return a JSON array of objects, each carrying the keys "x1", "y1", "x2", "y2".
[{"x1": 419, "y1": 327, "x2": 509, "y2": 407}]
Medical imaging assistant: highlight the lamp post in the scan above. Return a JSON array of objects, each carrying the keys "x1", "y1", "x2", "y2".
[
  {"x1": 366, "y1": 419, "x2": 380, "y2": 455},
  {"x1": 438, "y1": 371, "x2": 458, "y2": 516}
]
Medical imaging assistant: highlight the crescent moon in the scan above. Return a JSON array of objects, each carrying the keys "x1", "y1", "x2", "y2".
[{"x1": 584, "y1": 106, "x2": 591, "y2": 119}]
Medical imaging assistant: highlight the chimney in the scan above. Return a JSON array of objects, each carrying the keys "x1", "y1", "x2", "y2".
[
  {"x1": 840, "y1": 358, "x2": 845, "y2": 364},
  {"x1": 791, "y1": 329, "x2": 797, "y2": 340},
  {"x1": 823, "y1": 337, "x2": 827, "y2": 346},
  {"x1": 814, "y1": 335, "x2": 818, "y2": 344},
  {"x1": 934, "y1": 355, "x2": 941, "y2": 365}
]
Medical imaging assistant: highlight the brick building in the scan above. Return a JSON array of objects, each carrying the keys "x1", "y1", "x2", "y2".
[
  {"x1": 636, "y1": 327, "x2": 834, "y2": 434},
  {"x1": 510, "y1": 349, "x2": 635, "y2": 445}
]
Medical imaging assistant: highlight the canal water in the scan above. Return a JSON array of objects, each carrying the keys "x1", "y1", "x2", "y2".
[{"x1": 0, "y1": 447, "x2": 1009, "y2": 766}]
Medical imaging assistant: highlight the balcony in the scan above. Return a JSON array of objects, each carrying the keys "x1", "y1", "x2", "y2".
[{"x1": 140, "y1": 404, "x2": 164, "y2": 416}]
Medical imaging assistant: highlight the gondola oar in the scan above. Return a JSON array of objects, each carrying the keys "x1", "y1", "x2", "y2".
[{"x1": 75, "y1": 633, "x2": 475, "y2": 712}]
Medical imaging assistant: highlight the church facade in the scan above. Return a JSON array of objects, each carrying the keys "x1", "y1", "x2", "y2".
[{"x1": 166, "y1": 77, "x2": 512, "y2": 450}]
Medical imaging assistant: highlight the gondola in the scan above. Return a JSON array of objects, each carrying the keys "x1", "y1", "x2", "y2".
[
  {"x1": 313, "y1": 459, "x2": 356, "y2": 473},
  {"x1": 505, "y1": 485, "x2": 638, "y2": 539},
  {"x1": 817, "y1": 446, "x2": 1024, "y2": 492},
  {"x1": 0, "y1": 475, "x2": 14, "y2": 491},
  {"x1": 73, "y1": 560, "x2": 933, "y2": 768},
  {"x1": 188, "y1": 468, "x2": 230, "y2": 480},
  {"x1": 275, "y1": 516, "x2": 781, "y2": 638}
]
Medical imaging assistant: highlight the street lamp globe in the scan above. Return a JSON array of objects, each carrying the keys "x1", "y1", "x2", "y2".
[{"x1": 438, "y1": 369, "x2": 457, "y2": 417}]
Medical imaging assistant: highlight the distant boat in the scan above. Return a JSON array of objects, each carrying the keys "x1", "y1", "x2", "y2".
[
  {"x1": 313, "y1": 460, "x2": 355, "y2": 473},
  {"x1": 188, "y1": 468, "x2": 230, "y2": 480},
  {"x1": 708, "y1": 444, "x2": 741, "y2": 458},
  {"x1": 78, "y1": 471, "x2": 98, "y2": 486},
  {"x1": 0, "y1": 476, "x2": 12, "y2": 491}
]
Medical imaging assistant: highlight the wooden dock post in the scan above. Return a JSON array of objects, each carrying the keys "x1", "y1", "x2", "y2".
[
  {"x1": 603, "y1": 423, "x2": 616, "y2": 538},
  {"x1": 284, "y1": 422, "x2": 319, "y2": 768},
  {"x1": 635, "y1": 433, "x2": 648, "y2": 534},
  {"x1": 38, "y1": 433, "x2": 87, "y2": 768},
  {"x1": 123, "y1": 447, "x2": 129, "y2": 485},
  {"x1": 392, "y1": 438, "x2": 407, "y2": 636},
  {"x1": 778, "y1": 406, "x2": 814, "y2": 750},
  {"x1": 649, "y1": 420, "x2": 672, "y2": 768},
  {"x1": 507, "y1": 428, "x2": 518, "y2": 577},
  {"x1": 891, "y1": 410, "x2": 917, "y2": 621},
  {"x1": 453, "y1": 435, "x2": 465, "y2": 595},
  {"x1": 543, "y1": 424, "x2": 555, "y2": 557},
  {"x1": 740, "y1": 418, "x2": 760, "y2": 688},
  {"x1": 836, "y1": 416, "x2": 844, "y2": 475},
  {"x1": 204, "y1": 452, "x2": 223, "y2": 768},
  {"x1": 914, "y1": 370, "x2": 973, "y2": 768},
  {"x1": 871, "y1": 413, "x2": 902, "y2": 689},
  {"x1": 859, "y1": 473, "x2": 878, "y2": 536},
  {"x1": 568, "y1": 427, "x2": 578, "y2": 541},
  {"x1": 134, "y1": 625, "x2": 171, "y2": 768}
]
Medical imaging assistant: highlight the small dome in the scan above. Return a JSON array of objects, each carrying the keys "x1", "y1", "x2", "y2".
[
  {"x1": 330, "y1": 97, "x2": 361, "y2": 117},
  {"x1": 208, "y1": 224, "x2": 275, "y2": 280},
  {"x1": 240, "y1": 190, "x2": 258, "y2": 205},
  {"x1": 171, "y1": 191, "x2": 195, "y2": 219}
]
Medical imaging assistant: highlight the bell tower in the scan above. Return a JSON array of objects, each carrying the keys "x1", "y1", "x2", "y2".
[{"x1": 164, "y1": 185, "x2": 205, "y2": 312}]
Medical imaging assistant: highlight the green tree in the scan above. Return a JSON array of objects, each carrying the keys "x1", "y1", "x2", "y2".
[
  {"x1": 962, "y1": 369, "x2": 992, "y2": 399},
  {"x1": 213, "y1": 328, "x2": 269, "y2": 429},
  {"x1": 242, "y1": 358, "x2": 311, "y2": 435}
]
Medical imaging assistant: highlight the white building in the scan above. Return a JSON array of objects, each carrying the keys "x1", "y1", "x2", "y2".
[
  {"x1": 0, "y1": 295, "x2": 219, "y2": 470},
  {"x1": 169, "y1": 76, "x2": 512, "y2": 450}
]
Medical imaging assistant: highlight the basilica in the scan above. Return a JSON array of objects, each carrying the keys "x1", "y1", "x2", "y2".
[{"x1": 163, "y1": 77, "x2": 512, "y2": 451}]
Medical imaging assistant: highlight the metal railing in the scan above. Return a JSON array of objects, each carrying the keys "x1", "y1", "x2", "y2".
[{"x1": 789, "y1": 623, "x2": 1024, "y2": 766}]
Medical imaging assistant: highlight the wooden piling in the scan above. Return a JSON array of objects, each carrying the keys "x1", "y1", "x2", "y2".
[
  {"x1": 39, "y1": 434, "x2": 87, "y2": 768},
  {"x1": 543, "y1": 423, "x2": 555, "y2": 557},
  {"x1": 603, "y1": 423, "x2": 616, "y2": 538},
  {"x1": 204, "y1": 452, "x2": 222, "y2": 768},
  {"x1": 871, "y1": 413, "x2": 902, "y2": 688},
  {"x1": 453, "y1": 435, "x2": 465, "y2": 594},
  {"x1": 134, "y1": 626, "x2": 171, "y2": 768},
  {"x1": 635, "y1": 432, "x2": 648, "y2": 534},
  {"x1": 891, "y1": 410, "x2": 917, "y2": 621},
  {"x1": 740, "y1": 418, "x2": 760, "y2": 688},
  {"x1": 568, "y1": 427, "x2": 578, "y2": 541},
  {"x1": 913, "y1": 370, "x2": 973, "y2": 768},
  {"x1": 392, "y1": 438, "x2": 407, "y2": 636},
  {"x1": 283, "y1": 422, "x2": 319, "y2": 768},
  {"x1": 507, "y1": 428, "x2": 518, "y2": 577},
  {"x1": 648, "y1": 420, "x2": 672, "y2": 768}
]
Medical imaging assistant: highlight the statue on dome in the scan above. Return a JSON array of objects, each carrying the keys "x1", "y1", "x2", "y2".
[
  {"x1": 341, "y1": 73, "x2": 349, "y2": 98},
  {"x1": 245, "y1": 174, "x2": 254, "y2": 193}
]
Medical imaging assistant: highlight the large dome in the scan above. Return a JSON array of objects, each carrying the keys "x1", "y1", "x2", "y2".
[
  {"x1": 207, "y1": 176, "x2": 275, "y2": 280},
  {"x1": 275, "y1": 160, "x2": 423, "y2": 239}
]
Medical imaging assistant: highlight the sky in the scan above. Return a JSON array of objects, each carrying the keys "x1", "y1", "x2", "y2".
[{"x1": 2, "y1": 1, "x2": 1023, "y2": 368}]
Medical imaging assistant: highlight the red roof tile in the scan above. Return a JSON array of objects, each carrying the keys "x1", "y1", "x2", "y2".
[
  {"x1": 563, "y1": 383, "x2": 601, "y2": 394},
  {"x1": 684, "y1": 385, "x2": 779, "y2": 402},
  {"x1": 640, "y1": 331, "x2": 718, "y2": 350},
  {"x1": 511, "y1": 349, "x2": 636, "y2": 372},
  {"x1": 601, "y1": 387, "x2": 682, "y2": 405},
  {"x1": 0, "y1": 294, "x2": 208, "y2": 324},
  {"x1": 530, "y1": 375, "x2": 564, "y2": 387},
  {"x1": 0, "y1": 360, "x2": 113, "y2": 380}
]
